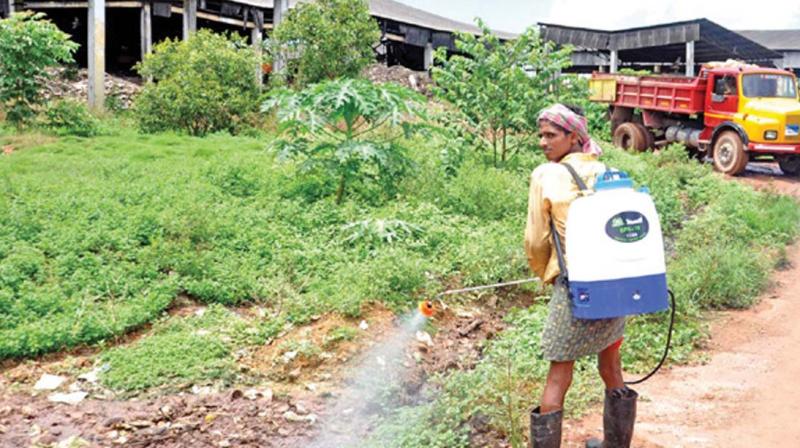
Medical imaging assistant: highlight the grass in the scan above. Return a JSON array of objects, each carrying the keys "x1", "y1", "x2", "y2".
[
  {"x1": 1, "y1": 122, "x2": 798, "y2": 446},
  {"x1": 365, "y1": 144, "x2": 800, "y2": 447}
]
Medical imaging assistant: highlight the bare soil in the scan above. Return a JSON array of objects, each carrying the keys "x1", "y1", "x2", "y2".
[{"x1": 567, "y1": 162, "x2": 800, "y2": 448}]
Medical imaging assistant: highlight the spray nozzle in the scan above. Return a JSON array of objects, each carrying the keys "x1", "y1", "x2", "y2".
[{"x1": 418, "y1": 300, "x2": 435, "y2": 318}]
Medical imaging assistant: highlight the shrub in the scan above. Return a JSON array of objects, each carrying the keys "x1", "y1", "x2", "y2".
[
  {"x1": 43, "y1": 99, "x2": 99, "y2": 137},
  {"x1": 432, "y1": 20, "x2": 573, "y2": 166},
  {"x1": 270, "y1": 0, "x2": 380, "y2": 87},
  {"x1": 263, "y1": 78, "x2": 426, "y2": 204},
  {"x1": 133, "y1": 30, "x2": 260, "y2": 136},
  {"x1": 0, "y1": 12, "x2": 78, "y2": 126}
]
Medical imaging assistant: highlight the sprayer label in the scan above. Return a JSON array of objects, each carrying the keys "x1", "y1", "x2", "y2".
[{"x1": 606, "y1": 211, "x2": 649, "y2": 243}]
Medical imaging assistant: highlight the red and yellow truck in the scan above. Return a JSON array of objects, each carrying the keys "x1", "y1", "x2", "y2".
[{"x1": 589, "y1": 62, "x2": 800, "y2": 175}]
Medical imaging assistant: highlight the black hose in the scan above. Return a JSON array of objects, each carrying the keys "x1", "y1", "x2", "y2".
[{"x1": 624, "y1": 289, "x2": 676, "y2": 385}]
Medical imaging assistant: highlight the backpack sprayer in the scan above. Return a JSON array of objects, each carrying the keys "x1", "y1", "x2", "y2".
[{"x1": 418, "y1": 165, "x2": 676, "y2": 385}]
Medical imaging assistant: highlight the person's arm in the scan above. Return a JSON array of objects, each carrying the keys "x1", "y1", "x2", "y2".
[{"x1": 524, "y1": 169, "x2": 552, "y2": 281}]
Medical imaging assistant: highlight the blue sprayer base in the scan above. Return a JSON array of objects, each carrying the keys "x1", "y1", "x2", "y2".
[{"x1": 569, "y1": 274, "x2": 669, "y2": 320}]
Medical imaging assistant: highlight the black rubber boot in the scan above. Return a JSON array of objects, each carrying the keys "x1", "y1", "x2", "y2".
[
  {"x1": 585, "y1": 387, "x2": 638, "y2": 448},
  {"x1": 530, "y1": 406, "x2": 563, "y2": 448}
]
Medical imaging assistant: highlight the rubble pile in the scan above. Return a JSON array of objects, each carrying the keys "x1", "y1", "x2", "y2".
[
  {"x1": 41, "y1": 68, "x2": 143, "y2": 109},
  {"x1": 362, "y1": 63, "x2": 433, "y2": 96}
]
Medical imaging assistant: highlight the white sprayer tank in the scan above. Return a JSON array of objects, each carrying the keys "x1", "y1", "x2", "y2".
[{"x1": 564, "y1": 171, "x2": 669, "y2": 319}]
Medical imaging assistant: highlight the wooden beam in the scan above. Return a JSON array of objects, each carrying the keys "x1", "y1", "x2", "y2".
[
  {"x1": 88, "y1": 0, "x2": 105, "y2": 111},
  {"x1": 170, "y1": 6, "x2": 271, "y2": 29},
  {"x1": 140, "y1": 1, "x2": 151, "y2": 60},
  {"x1": 182, "y1": 0, "x2": 196, "y2": 40}
]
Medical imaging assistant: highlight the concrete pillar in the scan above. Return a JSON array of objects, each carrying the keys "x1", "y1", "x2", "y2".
[
  {"x1": 140, "y1": 1, "x2": 152, "y2": 60},
  {"x1": 8, "y1": 0, "x2": 15, "y2": 14},
  {"x1": 251, "y1": 9, "x2": 263, "y2": 88},
  {"x1": 654, "y1": 64, "x2": 662, "y2": 74},
  {"x1": 88, "y1": 0, "x2": 105, "y2": 111},
  {"x1": 272, "y1": 0, "x2": 287, "y2": 73},
  {"x1": 685, "y1": 40, "x2": 695, "y2": 77},
  {"x1": 182, "y1": 0, "x2": 196, "y2": 41},
  {"x1": 423, "y1": 42, "x2": 433, "y2": 70},
  {"x1": 610, "y1": 50, "x2": 619, "y2": 73}
]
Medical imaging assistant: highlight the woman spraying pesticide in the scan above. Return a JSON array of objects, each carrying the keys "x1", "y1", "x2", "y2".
[{"x1": 525, "y1": 104, "x2": 671, "y2": 448}]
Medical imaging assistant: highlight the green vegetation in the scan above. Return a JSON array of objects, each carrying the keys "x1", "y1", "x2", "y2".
[
  {"x1": 42, "y1": 99, "x2": 100, "y2": 137},
  {"x1": 0, "y1": 12, "x2": 78, "y2": 126},
  {"x1": 133, "y1": 30, "x2": 260, "y2": 136},
  {"x1": 432, "y1": 21, "x2": 579, "y2": 166},
  {"x1": 264, "y1": 78, "x2": 426, "y2": 204},
  {"x1": 270, "y1": 0, "x2": 380, "y2": 86}
]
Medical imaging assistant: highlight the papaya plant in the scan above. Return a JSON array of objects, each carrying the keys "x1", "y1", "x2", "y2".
[{"x1": 262, "y1": 78, "x2": 427, "y2": 204}]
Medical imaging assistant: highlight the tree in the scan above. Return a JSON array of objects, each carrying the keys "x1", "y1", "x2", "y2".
[
  {"x1": 263, "y1": 78, "x2": 426, "y2": 204},
  {"x1": 0, "y1": 12, "x2": 78, "y2": 127},
  {"x1": 432, "y1": 20, "x2": 575, "y2": 166},
  {"x1": 270, "y1": 0, "x2": 380, "y2": 87},
  {"x1": 133, "y1": 30, "x2": 260, "y2": 136}
]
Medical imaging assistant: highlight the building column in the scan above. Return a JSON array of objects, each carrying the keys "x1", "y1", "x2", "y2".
[
  {"x1": 685, "y1": 40, "x2": 695, "y2": 77},
  {"x1": 272, "y1": 0, "x2": 287, "y2": 73},
  {"x1": 182, "y1": 0, "x2": 196, "y2": 40},
  {"x1": 8, "y1": 0, "x2": 15, "y2": 14},
  {"x1": 610, "y1": 50, "x2": 619, "y2": 73},
  {"x1": 423, "y1": 42, "x2": 433, "y2": 70},
  {"x1": 88, "y1": 0, "x2": 105, "y2": 111},
  {"x1": 251, "y1": 9, "x2": 264, "y2": 88},
  {"x1": 140, "y1": 1, "x2": 152, "y2": 60}
]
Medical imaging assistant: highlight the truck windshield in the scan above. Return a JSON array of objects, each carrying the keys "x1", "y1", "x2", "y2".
[{"x1": 742, "y1": 74, "x2": 798, "y2": 98}]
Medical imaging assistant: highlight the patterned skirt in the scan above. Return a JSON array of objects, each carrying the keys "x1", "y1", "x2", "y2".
[{"x1": 541, "y1": 284, "x2": 626, "y2": 361}]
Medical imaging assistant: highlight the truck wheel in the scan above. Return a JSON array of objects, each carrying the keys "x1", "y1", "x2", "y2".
[
  {"x1": 613, "y1": 123, "x2": 648, "y2": 152},
  {"x1": 633, "y1": 123, "x2": 655, "y2": 150},
  {"x1": 778, "y1": 155, "x2": 800, "y2": 176},
  {"x1": 712, "y1": 131, "x2": 748, "y2": 175}
]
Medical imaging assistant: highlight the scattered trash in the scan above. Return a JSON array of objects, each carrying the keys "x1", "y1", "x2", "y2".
[
  {"x1": 359, "y1": 320, "x2": 369, "y2": 331},
  {"x1": 415, "y1": 331, "x2": 433, "y2": 346},
  {"x1": 47, "y1": 391, "x2": 88, "y2": 405},
  {"x1": 34, "y1": 374, "x2": 66, "y2": 391},
  {"x1": 242, "y1": 388, "x2": 273, "y2": 402},
  {"x1": 191, "y1": 385, "x2": 215, "y2": 396},
  {"x1": 283, "y1": 411, "x2": 316, "y2": 424},
  {"x1": 56, "y1": 435, "x2": 90, "y2": 448}
]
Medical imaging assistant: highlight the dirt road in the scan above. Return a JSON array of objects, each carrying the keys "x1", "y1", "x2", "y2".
[{"x1": 568, "y1": 164, "x2": 800, "y2": 448}]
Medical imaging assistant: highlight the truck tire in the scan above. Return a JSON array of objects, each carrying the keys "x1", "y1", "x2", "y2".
[
  {"x1": 632, "y1": 123, "x2": 655, "y2": 150},
  {"x1": 613, "y1": 123, "x2": 648, "y2": 152},
  {"x1": 712, "y1": 131, "x2": 748, "y2": 175},
  {"x1": 778, "y1": 155, "x2": 800, "y2": 176}
]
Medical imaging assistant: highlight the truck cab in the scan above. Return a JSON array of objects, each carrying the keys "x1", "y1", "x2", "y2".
[{"x1": 701, "y1": 66, "x2": 800, "y2": 175}]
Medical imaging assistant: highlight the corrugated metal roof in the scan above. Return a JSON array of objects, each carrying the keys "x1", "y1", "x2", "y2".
[
  {"x1": 737, "y1": 30, "x2": 800, "y2": 51},
  {"x1": 369, "y1": 0, "x2": 517, "y2": 40},
  {"x1": 539, "y1": 19, "x2": 781, "y2": 63},
  {"x1": 234, "y1": 0, "x2": 518, "y2": 39}
]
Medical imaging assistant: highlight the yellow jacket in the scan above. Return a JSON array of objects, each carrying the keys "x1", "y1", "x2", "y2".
[{"x1": 524, "y1": 152, "x2": 607, "y2": 284}]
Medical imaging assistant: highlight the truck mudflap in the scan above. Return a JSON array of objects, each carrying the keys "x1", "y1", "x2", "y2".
[{"x1": 747, "y1": 143, "x2": 800, "y2": 154}]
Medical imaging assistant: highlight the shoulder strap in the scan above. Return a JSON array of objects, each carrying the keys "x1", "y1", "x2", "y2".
[
  {"x1": 549, "y1": 219, "x2": 568, "y2": 285},
  {"x1": 561, "y1": 162, "x2": 589, "y2": 193}
]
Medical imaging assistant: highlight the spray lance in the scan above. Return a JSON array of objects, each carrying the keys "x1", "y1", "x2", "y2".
[{"x1": 418, "y1": 168, "x2": 677, "y2": 385}]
